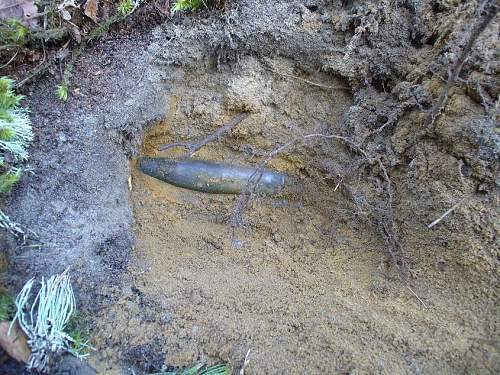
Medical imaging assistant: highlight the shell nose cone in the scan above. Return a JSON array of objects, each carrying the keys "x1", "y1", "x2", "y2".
[{"x1": 138, "y1": 157, "x2": 157, "y2": 177}]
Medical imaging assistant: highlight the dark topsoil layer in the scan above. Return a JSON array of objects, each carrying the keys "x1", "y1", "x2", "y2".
[{"x1": 1, "y1": 0, "x2": 498, "y2": 373}]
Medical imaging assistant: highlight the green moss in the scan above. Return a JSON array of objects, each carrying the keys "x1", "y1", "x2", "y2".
[
  {"x1": 118, "y1": 0, "x2": 134, "y2": 15},
  {"x1": 0, "y1": 126, "x2": 15, "y2": 140},
  {"x1": 197, "y1": 364, "x2": 229, "y2": 375},
  {"x1": 0, "y1": 292, "x2": 15, "y2": 321},
  {"x1": 7, "y1": 19, "x2": 29, "y2": 43},
  {"x1": 171, "y1": 0, "x2": 204, "y2": 13},
  {"x1": 0, "y1": 110, "x2": 13, "y2": 122},
  {"x1": 0, "y1": 168, "x2": 21, "y2": 195},
  {"x1": 0, "y1": 77, "x2": 31, "y2": 236},
  {"x1": 66, "y1": 311, "x2": 93, "y2": 356},
  {"x1": 0, "y1": 77, "x2": 23, "y2": 110},
  {"x1": 56, "y1": 83, "x2": 69, "y2": 102},
  {"x1": 0, "y1": 19, "x2": 29, "y2": 51}
]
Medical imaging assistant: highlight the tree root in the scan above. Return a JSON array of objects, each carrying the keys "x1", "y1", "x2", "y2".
[
  {"x1": 158, "y1": 112, "x2": 250, "y2": 156},
  {"x1": 423, "y1": 0, "x2": 498, "y2": 132}
]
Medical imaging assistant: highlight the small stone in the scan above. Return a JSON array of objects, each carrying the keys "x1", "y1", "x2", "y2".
[
  {"x1": 57, "y1": 132, "x2": 67, "y2": 143},
  {"x1": 0, "y1": 322, "x2": 31, "y2": 363},
  {"x1": 320, "y1": 14, "x2": 331, "y2": 23},
  {"x1": 162, "y1": 313, "x2": 172, "y2": 325}
]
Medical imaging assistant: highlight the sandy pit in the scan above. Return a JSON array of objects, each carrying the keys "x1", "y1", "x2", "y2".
[{"x1": 90, "y1": 57, "x2": 498, "y2": 374}]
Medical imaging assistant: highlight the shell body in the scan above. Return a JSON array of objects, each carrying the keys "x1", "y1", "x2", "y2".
[{"x1": 139, "y1": 157, "x2": 300, "y2": 196}]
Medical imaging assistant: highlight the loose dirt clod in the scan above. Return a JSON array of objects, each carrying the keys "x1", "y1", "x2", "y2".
[{"x1": 0, "y1": 321, "x2": 30, "y2": 363}]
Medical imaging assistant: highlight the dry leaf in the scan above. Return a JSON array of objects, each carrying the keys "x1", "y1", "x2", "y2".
[
  {"x1": 83, "y1": 0, "x2": 98, "y2": 23},
  {"x1": 0, "y1": 321, "x2": 31, "y2": 363},
  {"x1": 57, "y1": 0, "x2": 78, "y2": 10},
  {"x1": 55, "y1": 46, "x2": 70, "y2": 60},
  {"x1": 71, "y1": 25, "x2": 82, "y2": 43},
  {"x1": 60, "y1": 7, "x2": 71, "y2": 20}
]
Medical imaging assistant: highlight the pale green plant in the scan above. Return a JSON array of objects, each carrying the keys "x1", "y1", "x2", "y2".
[
  {"x1": 118, "y1": 0, "x2": 134, "y2": 15},
  {"x1": 171, "y1": 0, "x2": 205, "y2": 13},
  {"x1": 0, "y1": 292, "x2": 15, "y2": 321},
  {"x1": 153, "y1": 363, "x2": 230, "y2": 375},
  {"x1": 0, "y1": 209, "x2": 23, "y2": 235},
  {"x1": 56, "y1": 83, "x2": 69, "y2": 102},
  {"x1": 0, "y1": 167, "x2": 21, "y2": 194},
  {"x1": 11, "y1": 270, "x2": 93, "y2": 372},
  {"x1": 0, "y1": 76, "x2": 33, "y2": 236},
  {"x1": 0, "y1": 77, "x2": 33, "y2": 162}
]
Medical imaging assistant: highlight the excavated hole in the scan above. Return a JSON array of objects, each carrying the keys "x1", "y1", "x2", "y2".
[
  {"x1": 101, "y1": 57, "x2": 391, "y2": 372},
  {"x1": 91, "y1": 57, "x2": 482, "y2": 373}
]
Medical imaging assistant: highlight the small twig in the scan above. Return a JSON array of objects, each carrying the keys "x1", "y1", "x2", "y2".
[
  {"x1": 334, "y1": 176, "x2": 343, "y2": 191},
  {"x1": 377, "y1": 157, "x2": 407, "y2": 280},
  {"x1": 0, "y1": 51, "x2": 19, "y2": 70},
  {"x1": 0, "y1": 44, "x2": 18, "y2": 52},
  {"x1": 15, "y1": 38, "x2": 48, "y2": 88},
  {"x1": 14, "y1": 60, "x2": 50, "y2": 88},
  {"x1": 406, "y1": 285, "x2": 428, "y2": 309},
  {"x1": 30, "y1": 27, "x2": 70, "y2": 42},
  {"x1": 129, "y1": 0, "x2": 142, "y2": 14},
  {"x1": 262, "y1": 65, "x2": 350, "y2": 91},
  {"x1": 239, "y1": 349, "x2": 252, "y2": 375},
  {"x1": 251, "y1": 132, "x2": 367, "y2": 180},
  {"x1": 158, "y1": 112, "x2": 250, "y2": 156},
  {"x1": 427, "y1": 195, "x2": 470, "y2": 228},
  {"x1": 371, "y1": 106, "x2": 404, "y2": 135}
]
